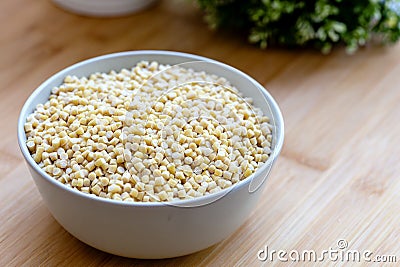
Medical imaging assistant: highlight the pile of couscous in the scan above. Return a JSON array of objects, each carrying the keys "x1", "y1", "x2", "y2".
[{"x1": 24, "y1": 61, "x2": 272, "y2": 202}]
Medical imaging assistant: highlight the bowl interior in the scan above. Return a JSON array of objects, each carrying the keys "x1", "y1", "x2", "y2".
[{"x1": 18, "y1": 50, "x2": 284, "y2": 207}]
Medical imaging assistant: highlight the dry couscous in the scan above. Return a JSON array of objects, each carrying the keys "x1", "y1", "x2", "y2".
[{"x1": 24, "y1": 61, "x2": 273, "y2": 202}]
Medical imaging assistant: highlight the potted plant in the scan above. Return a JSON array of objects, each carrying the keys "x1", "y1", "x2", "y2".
[{"x1": 196, "y1": 0, "x2": 400, "y2": 53}]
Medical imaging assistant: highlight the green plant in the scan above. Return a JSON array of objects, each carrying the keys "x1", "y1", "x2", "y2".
[{"x1": 196, "y1": 0, "x2": 400, "y2": 53}]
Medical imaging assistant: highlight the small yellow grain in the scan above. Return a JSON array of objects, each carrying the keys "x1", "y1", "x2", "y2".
[
  {"x1": 108, "y1": 184, "x2": 122, "y2": 194},
  {"x1": 100, "y1": 177, "x2": 109, "y2": 186},
  {"x1": 243, "y1": 168, "x2": 252, "y2": 178}
]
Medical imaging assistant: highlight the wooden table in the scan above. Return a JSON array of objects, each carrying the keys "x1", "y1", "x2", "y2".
[{"x1": 1, "y1": 1, "x2": 399, "y2": 266}]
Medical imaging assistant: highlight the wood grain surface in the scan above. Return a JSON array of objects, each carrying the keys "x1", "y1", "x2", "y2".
[{"x1": 1, "y1": 0, "x2": 399, "y2": 266}]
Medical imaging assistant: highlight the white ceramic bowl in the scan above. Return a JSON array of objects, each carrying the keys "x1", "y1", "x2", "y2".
[
  {"x1": 52, "y1": 0, "x2": 158, "y2": 17},
  {"x1": 18, "y1": 51, "x2": 284, "y2": 259}
]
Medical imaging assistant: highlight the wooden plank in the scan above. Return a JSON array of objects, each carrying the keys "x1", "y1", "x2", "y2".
[{"x1": 0, "y1": 0, "x2": 399, "y2": 265}]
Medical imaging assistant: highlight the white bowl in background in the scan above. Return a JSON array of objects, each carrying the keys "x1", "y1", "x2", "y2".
[
  {"x1": 52, "y1": 0, "x2": 158, "y2": 17},
  {"x1": 17, "y1": 50, "x2": 284, "y2": 258}
]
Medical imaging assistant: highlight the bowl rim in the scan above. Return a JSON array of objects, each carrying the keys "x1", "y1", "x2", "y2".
[{"x1": 17, "y1": 50, "x2": 284, "y2": 207}]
